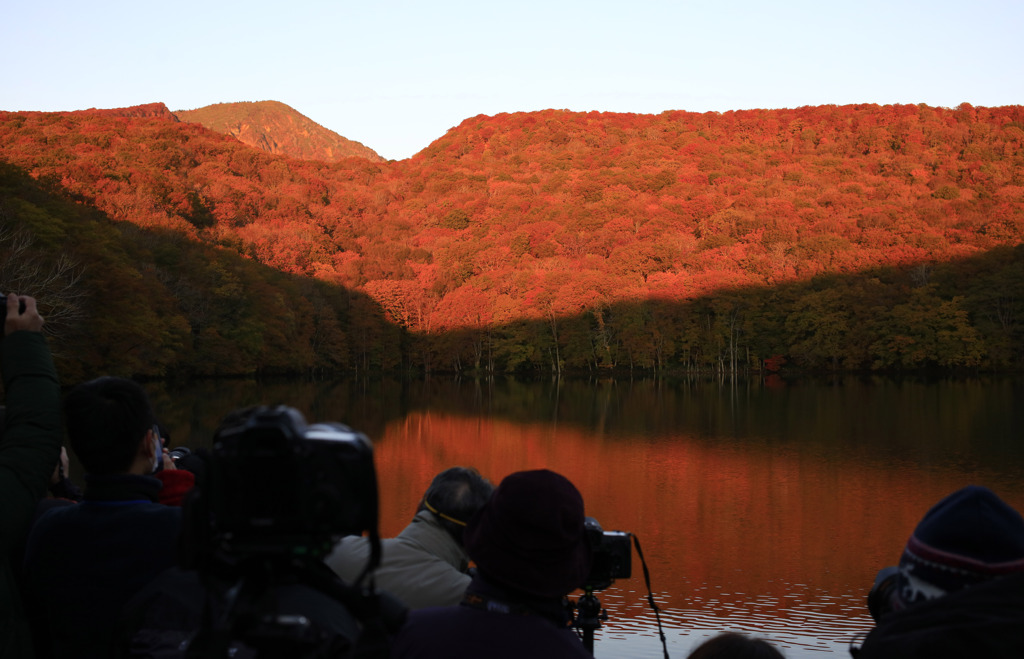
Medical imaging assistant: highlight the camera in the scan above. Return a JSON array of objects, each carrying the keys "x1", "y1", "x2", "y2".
[
  {"x1": 866, "y1": 566, "x2": 902, "y2": 622},
  {"x1": 583, "y1": 517, "x2": 632, "y2": 591},
  {"x1": 199, "y1": 405, "x2": 379, "y2": 558},
  {"x1": 0, "y1": 294, "x2": 27, "y2": 330},
  {"x1": 168, "y1": 446, "x2": 192, "y2": 463},
  {"x1": 166, "y1": 406, "x2": 403, "y2": 659}
]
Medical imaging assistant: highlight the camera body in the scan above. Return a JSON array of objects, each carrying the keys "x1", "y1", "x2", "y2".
[
  {"x1": 583, "y1": 517, "x2": 632, "y2": 591},
  {"x1": 867, "y1": 565, "x2": 902, "y2": 622},
  {"x1": 0, "y1": 294, "x2": 27, "y2": 330},
  {"x1": 204, "y1": 405, "x2": 378, "y2": 558}
]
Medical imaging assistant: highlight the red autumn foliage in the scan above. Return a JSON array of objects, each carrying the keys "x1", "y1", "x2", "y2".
[{"x1": 1, "y1": 102, "x2": 1023, "y2": 377}]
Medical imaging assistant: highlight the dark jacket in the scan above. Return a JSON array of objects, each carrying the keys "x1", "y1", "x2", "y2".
[
  {"x1": 327, "y1": 510, "x2": 471, "y2": 609},
  {"x1": 117, "y1": 560, "x2": 405, "y2": 659},
  {"x1": 23, "y1": 473, "x2": 182, "y2": 659},
  {"x1": 854, "y1": 572, "x2": 1024, "y2": 659},
  {"x1": 390, "y1": 575, "x2": 592, "y2": 659},
  {"x1": 0, "y1": 331, "x2": 62, "y2": 658}
]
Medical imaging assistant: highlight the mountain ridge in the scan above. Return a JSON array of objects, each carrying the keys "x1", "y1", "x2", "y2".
[{"x1": 1, "y1": 102, "x2": 1022, "y2": 377}]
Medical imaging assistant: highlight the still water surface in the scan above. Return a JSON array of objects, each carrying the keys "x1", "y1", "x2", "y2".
[{"x1": 152, "y1": 375, "x2": 1024, "y2": 659}]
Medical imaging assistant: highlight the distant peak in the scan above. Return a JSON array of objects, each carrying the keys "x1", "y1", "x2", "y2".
[{"x1": 174, "y1": 101, "x2": 384, "y2": 163}]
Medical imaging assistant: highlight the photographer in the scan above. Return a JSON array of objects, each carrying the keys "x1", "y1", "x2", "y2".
[
  {"x1": 326, "y1": 466, "x2": 494, "y2": 609},
  {"x1": 120, "y1": 405, "x2": 406, "y2": 659},
  {"x1": 0, "y1": 293, "x2": 62, "y2": 657},
  {"x1": 854, "y1": 485, "x2": 1024, "y2": 658},
  {"x1": 391, "y1": 469, "x2": 594, "y2": 659},
  {"x1": 23, "y1": 377, "x2": 183, "y2": 659}
]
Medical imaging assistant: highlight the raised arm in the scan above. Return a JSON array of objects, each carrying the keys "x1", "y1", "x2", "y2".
[{"x1": 0, "y1": 294, "x2": 62, "y2": 554}]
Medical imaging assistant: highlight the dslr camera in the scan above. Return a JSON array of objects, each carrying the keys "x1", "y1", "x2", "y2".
[
  {"x1": 196, "y1": 405, "x2": 378, "y2": 559},
  {"x1": 583, "y1": 517, "x2": 632, "y2": 591},
  {"x1": 176, "y1": 406, "x2": 402, "y2": 659},
  {"x1": 866, "y1": 566, "x2": 902, "y2": 622},
  {"x1": 0, "y1": 294, "x2": 27, "y2": 329}
]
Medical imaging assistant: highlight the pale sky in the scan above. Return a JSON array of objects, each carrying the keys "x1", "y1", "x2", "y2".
[{"x1": 2, "y1": 0, "x2": 1022, "y2": 161}]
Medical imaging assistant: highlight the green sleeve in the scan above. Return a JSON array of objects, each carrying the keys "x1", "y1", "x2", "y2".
[{"x1": 0, "y1": 331, "x2": 63, "y2": 555}]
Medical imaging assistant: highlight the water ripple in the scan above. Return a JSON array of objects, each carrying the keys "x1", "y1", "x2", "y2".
[{"x1": 582, "y1": 586, "x2": 873, "y2": 659}]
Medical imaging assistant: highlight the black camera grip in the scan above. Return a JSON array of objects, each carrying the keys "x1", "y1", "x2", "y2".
[{"x1": 0, "y1": 294, "x2": 28, "y2": 329}]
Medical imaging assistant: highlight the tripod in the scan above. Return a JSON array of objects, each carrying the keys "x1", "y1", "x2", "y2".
[
  {"x1": 570, "y1": 587, "x2": 608, "y2": 655},
  {"x1": 568, "y1": 532, "x2": 671, "y2": 659}
]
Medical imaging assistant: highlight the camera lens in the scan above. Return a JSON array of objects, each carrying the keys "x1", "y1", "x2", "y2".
[{"x1": 168, "y1": 447, "x2": 192, "y2": 462}]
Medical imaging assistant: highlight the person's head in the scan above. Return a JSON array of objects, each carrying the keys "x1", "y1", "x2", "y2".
[
  {"x1": 63, "y1": 376, "x2": 159, "y2": 475},
  {"x1": 867, "y1": 485, "x2": 1024, "y2": 621},
  {"x1": 418, "y1": 466, "x2": 494, "y2": 545},
  {"x1": 687, "y1": 633, "x2": 785, "y2": 659},
  {"x1": 464, "y1": 469, "x2": 592, "y2": 599}
]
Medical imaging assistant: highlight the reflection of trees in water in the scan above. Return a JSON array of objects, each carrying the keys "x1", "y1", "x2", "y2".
[
  {"x1": 152, "y1": 375, "x2": 1024, "y2": 659},
  {"x1": 369, "y1": 376, "x2": 1024, "y2": 472},
  {"x1": 155, "y1": 374, "x2": 1024, "y2": 478}
]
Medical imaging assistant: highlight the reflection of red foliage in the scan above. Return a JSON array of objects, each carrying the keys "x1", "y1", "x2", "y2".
[
  {"x1": 371, "y1": 411, "x2": 1024, "y2": 617},
  {"x1": 763, "y1": 373, "x2": 786, "y2": 389}
]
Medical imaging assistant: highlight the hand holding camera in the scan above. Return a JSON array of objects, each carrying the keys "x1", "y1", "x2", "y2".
[{"x1": 1, "y1": 293, "x2": 41, "y2": 335}]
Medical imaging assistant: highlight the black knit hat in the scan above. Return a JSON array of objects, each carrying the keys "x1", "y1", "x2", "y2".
[
  {"x1": 464, "y1": 469, "x2": 592, "y2": 599},
  {"x1": 894, "y1": 485, "x2": 1024, "y2": 608}
]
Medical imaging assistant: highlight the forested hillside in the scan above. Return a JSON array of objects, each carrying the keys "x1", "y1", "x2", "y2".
[
  {"x1": 0, "y1": 102, "x2": 1022, "y2": 380},
  {"x1": 0, "y1": 162, "x2": 400, "y2": 383},
  {"x1": 174, "y1": 101, "x2": 384, "y2": 163}
]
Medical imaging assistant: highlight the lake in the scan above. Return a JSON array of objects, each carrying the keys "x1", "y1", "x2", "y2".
[{"x1": 149, "y1": 374, "x2": 1024, "y2": 658}]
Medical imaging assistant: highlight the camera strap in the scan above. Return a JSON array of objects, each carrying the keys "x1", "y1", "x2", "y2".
[
  {"x1": 631, "y1": 534, "x2": 671, "y2": 659},
  {"x1": 424, "y1": 499, "x2": 468, "y2": 527}
]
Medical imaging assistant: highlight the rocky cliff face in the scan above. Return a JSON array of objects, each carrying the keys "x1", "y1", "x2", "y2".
[{"x1": 175, "y1": 100, "x2": 384, "y2": 163}]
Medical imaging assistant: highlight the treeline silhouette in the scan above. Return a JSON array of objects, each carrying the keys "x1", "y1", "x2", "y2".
[{"x1": 0, "y1": 102, "x2": 1022, "y2": 380}]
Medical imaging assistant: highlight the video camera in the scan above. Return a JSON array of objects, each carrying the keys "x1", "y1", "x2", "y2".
[
  {"x1": 583, "y1": 517, "x2": 632, "y2": 591},
  {"x1": 194, "y1": 405, "x2": 379, "y2": 560}
]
